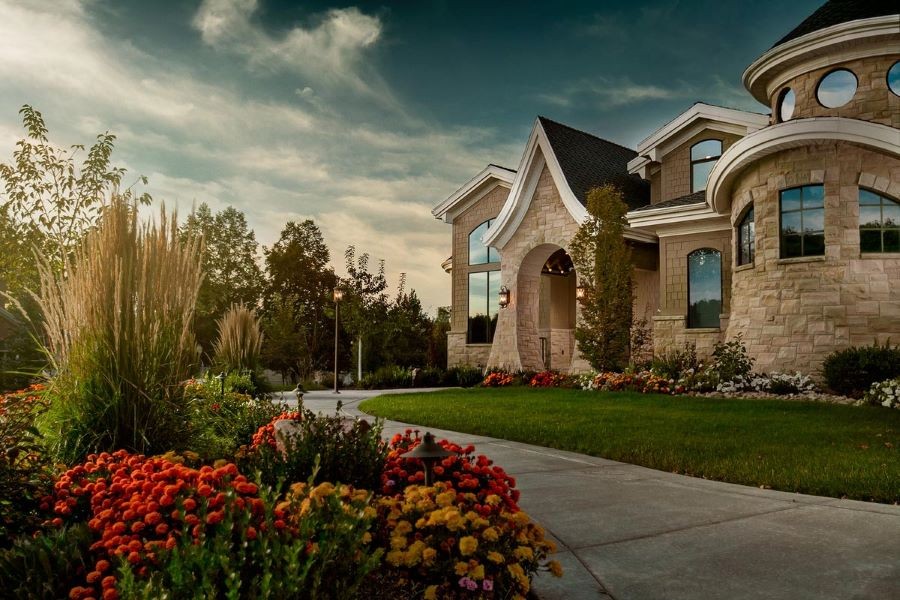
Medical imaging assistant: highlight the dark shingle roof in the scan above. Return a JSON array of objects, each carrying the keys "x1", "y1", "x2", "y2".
[
  {"x1": 773, "y1": 0, "x2": 898, "y2": 48},
  {"x1": 538, "y1": 117, "x2": 650, "y2": 211},
  {"x1": 630, "y1": 190, "x2": 706, "y2": 213}
]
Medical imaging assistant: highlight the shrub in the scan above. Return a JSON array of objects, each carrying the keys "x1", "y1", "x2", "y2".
[
  {"x1": 0, "y1": 385, "x2": 54, "y2": 543},
  {"x1": 651, "y1": 343, "x2": 699, "y2": 381},
  {"x1": 822, "y1": 342, "x2": 900, "y2": 397},
  {"x1": 0, "y1": 523, "x2": 94, "y2": 599},
  {"x1": 372, "y1": 482, "x2": 560, "y2": 599},
  {"x1": 862, "y1": 378, "x2": 900, "y2": 409},
  {"x1": 529, "y1": 371, "x2": 572, "y2": 388},
  {"x1": 482, "y1": 371, "x2": 514, "y2": 387},
  {"x1": 445, "y1": 365, "x2": 483, "y2": 388},
  {"x1": 414, "y1": 366, "x2": 447, "y2": 388},
  {"x1": 711, "y1": 335, "x2": 754, "y2": 382},
  {"x1": 382, "y1": 430, "x2": 520, "y2": 513},
  {"x1": 33, "y1": 198, "x2": 203, "y2": 462},
  {"x1": 361, "y1": 365, "x2": 413, "y2": 390},
  {"x1": 589, "y1": 371, "x2": 682, "y2": 395},
  {"x1": 213, "y1": 303, "x2": 263, "y2": 374},
  {"x1": 241, "y1": 407, "x2": 387, "y2": 493},
  {"x1": 717, "y1": 372, "x2": 817, "y2": 395}
]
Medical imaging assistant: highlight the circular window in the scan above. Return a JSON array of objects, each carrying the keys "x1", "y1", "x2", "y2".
[
  {"x1": 816, "y1": 69, "x2": 857, "y2": 108},
  {"x1": 777, "y1": 88, "x2": 795, "y2": 121},
  {"x1": 888, "y1": 61, "x2": 900, "y2": 97}
]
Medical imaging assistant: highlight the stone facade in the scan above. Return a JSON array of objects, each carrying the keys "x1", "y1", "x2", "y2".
[
  {"x1": 726, "y1": 142, "x2": 900, "y2": 374},
  {"x1": 770, "y1": 55, "x2": 900, "y2": 128},
  {"x1": 658, "y1": 132, "x2": 742, "y2": 202}
]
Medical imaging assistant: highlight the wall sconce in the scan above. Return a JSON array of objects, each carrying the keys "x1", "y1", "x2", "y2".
[
  {"x1": 498, "y1": 285, "x2": 510, "y2": 309},
  {"x1": 575, "y1": 284, "x2": 587, "y2": 301}
]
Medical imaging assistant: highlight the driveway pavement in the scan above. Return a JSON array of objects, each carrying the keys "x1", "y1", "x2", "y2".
[{"x1": 279, "y1": 389, "x2": 900, "y2": 600}]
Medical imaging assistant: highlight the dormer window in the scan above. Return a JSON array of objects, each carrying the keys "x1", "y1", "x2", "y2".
[{"x1": 690, "y1": 139, "x2": 722, "y2": 194}]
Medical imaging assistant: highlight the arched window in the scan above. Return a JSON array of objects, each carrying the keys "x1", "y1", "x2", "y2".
[
  {"x1": 736, "y1": 205, "x2": 755, "y2": 266},
  {"x1": 859, "y1": 189, "x2": 900, "y2": 253},
  {"x1": 690, "y1": 140, "x2": 722, "y2": 194},
  {"x1": 687, "y1": 248, "x2": 722, "y2": 329},
  {"x1": 469, "y1": 220, "x2": 498, "y2": 265}
]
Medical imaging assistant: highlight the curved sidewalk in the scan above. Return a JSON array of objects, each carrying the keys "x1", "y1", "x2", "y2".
[{"x1": 290, "y1": 389, "x2": 900, "y2": 600}]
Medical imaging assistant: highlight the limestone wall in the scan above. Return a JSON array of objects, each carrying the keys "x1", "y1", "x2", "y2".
[
  {"x1": 659, "y1": 131, "x2": 742, "y2": 202},
  {"x1": 727, "y1": 142, "x2": 900, "y2": 374}
]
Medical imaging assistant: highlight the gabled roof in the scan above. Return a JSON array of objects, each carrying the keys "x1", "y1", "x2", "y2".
[
  {"x1": 630, "y1": 190, "x2": 706, "y2": 213},
  {"x1": 538, "y1": 117, "x2": 649, "y2": 210},
  {"x1": 772, "y1": 0, "x2": 898, "y2": 48},
  {"x1": 432, "y1": 164, "x2": 516, "y2": 224}
]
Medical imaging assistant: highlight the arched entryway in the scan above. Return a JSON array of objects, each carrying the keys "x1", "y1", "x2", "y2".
[{"x1": 516, "y1": 244, "x2": 577, "y2": 372}]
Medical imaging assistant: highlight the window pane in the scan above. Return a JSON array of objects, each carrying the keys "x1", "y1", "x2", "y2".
[
  {"x1": 860, "y1": 229, "x2": 882, "y2": 253},
  {"x1": 688, "y1": 249, "x2": 721, "y2": 329},
  {"x1": 781, "y1": 211, "x2": 802, "y2": 235},
  {"x1": 778, "y1": 88, "x2": 795, "y2": 121},
  {"x1": 692, "y1": 160, "x2": 715, "y2": 193},
  {"x1": 817, "y1": 69, "x2": 857, "y2": 108},
  {"x1": 859, "y1": 189, "x2": 882, "y2": 205},
  {"x1": 883, "y1": 203, "x2": 900, "y2": 227},
  {"x1": 691, "y1": 140, "x2": 722, "y2": 161},
  {"x1": 487, "y1": 271, "x2": 500, "y2": 319},
  {"x1": 783, "y1": 234, "x2": 802, "y2": 258},
  {"x1": 802, "y1": 185, "x2": 824, "y2": 208},
  {"x1": 781, "y1": 188, "x2": 802, "y2": 211},
  {"x1": 884, "y1": 229, "x2": 900, "y2": 252},
  {"x1": 890, "y1": 61, "x2": 900, "y2": 96},
  {"x1": 803, "y1": 208, "x2": 824, "y2": 233},
  {"x1": 859, "y1": 205, "x2": 882, "y2": 228},
  {"x1": 467, "y1": 272, "x2": 488, "y2": 343},
  {"x1": 804, "y1": 232, "x2": 825, "y2": 256},
  {"x1": 468, "y1": 222, "x2": 489, "y2": 265}
]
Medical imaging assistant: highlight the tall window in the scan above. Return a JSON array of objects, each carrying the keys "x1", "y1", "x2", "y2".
[
  {"x1": 780, "y1": 185, "x2": 824, "y2": 258},
  {"x1": 469, "y1": 220, "x2": 498, "y2": 265},
  {"x1": 736, "y1": 205, "x2": 755, "y2": 266},
  {"x1": 690, "y1": 139, "x2": 722, "y2": 193},
  {"x1": 468, "y1": 271, "x2": 500, "y2": 343},
  {"x1": 687, "y1": 249, "x2": 722, "y2": 329},
  {"x1": 859, "y1": 189, "x2": 900, "y2": 253}
]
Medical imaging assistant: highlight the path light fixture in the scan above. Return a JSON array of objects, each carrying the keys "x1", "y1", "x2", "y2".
[
  {"x1": 498, "y1": 285, "x2": 510, "y2": 309},
  {"x1": 575, "y1": 283, "x2": 587, "y2": 301},
  {"x1": 402, "y1": 432, "x2": 455, "y2": 486},
  {"x1": 333, "y1": 287, "x2": 344, "y2": 394}
]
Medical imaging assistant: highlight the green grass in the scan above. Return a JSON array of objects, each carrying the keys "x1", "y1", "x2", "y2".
[{"x1": 361, "y1": 388, "x2": 900, "y2": 503}]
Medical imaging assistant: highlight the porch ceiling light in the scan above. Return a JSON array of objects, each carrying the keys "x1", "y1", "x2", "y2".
[{"x1": 498, "y1": 285, "x2": 511, "y2": 309}]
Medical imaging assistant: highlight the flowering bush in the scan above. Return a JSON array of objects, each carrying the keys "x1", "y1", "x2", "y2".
[
  {"x1": 372, "y1": 482, "x2": 560, "y2": 599},
  {"x1": 528, "y1": 371, "x2": 568, "y2": 388},
  {"x1": 382, "y1": 430, "x2": 520, "y2": 514},
  {"x1": 863, "y1": 378, "x2": 900, "y2": 409},
  {"x1": 0, "y1": 385, "x2": 54, "y2": 542},
  {"x1": 586, "y1": 371, "x2": 684, "y2": 395},
  {"x1": 481, "y1": 371, "x2": 513, "y2": 387},
  {"x1": 716, "y1": 372, "x2": 817, "y2": 395}
]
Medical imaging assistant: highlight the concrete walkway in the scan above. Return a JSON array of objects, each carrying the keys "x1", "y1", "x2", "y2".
[{"x1": 282, "y1": 389, "x2": 900, "y2": 600}]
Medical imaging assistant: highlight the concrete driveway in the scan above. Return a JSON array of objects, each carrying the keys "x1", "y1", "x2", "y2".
[{"x1": 280, "y1": 389, "x2": 900, "y2": 600}]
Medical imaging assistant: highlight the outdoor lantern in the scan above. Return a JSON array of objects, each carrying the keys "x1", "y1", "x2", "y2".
[
  {"x1": 402, "y1": 432, "x2": 455, "y2": 486},
  {"x1": 575, "y1": 284, "x2": 587, "y2": 301},
  {"x1": 333, "y1": 287, "x2": 343, "y2": 394},
  {"x1": 498, "y1": 285, "x2": 510, "y2": 309},
  {"x1": 333, "y1": 287, "x2": 344, "y2": 303}
]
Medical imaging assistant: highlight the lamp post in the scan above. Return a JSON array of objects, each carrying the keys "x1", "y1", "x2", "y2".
[
  {"x1": 333, "y1": 287, "x2": 344, "y2": 394},
  {"x1": 402, "y1": 432, "x2": 455, "y2": 486}
]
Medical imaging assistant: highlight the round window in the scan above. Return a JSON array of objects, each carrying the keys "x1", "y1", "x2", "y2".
[
  {"x1": 777, "y1": 88, "x2": 795, "y2": 122},
  {"x1": 888, "y1": 61, "x2": 900, "y2": 97},
  {"x1": 816, "y1": 69, "x2": 857, "y2": 108}
]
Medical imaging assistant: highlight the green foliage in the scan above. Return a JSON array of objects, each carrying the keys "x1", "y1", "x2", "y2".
[
  {"x1": 569, "y1": 185, "x2": 633, "y2": 371},
  {"x1": 360, "y1": 365, "x2": 414, "y2": 390},
  {"x1": 651, "y1": 343, "x2": 699, "y2": 381},
  {"x1": 0, "y1": 523, "x2": 93, "y2": 598},
  {"x1": 0, "y1": 387, "x2": 53, "y2": 543},
  {"x1": 428, "y1": 306, "x2": 450, "y2": 368},
  {"x1": 179, "y1": 204, "x2": 264, "y2": 356},
  {"x1": 116, "y1": 481, "x2": 381, "y2": 600},
  {"x1": 242, "y1": 406, "x2": 387, "y2": 494},
  {"x1": 34, "y1": 198, "x2": 203, "y2": 463},
  {"x1": 711, "y1": 334, "x2": 754, "y2": 382},
  {"x1": 446, "y1": 365, "x2": 484, "y2": 388},
  {"x1": 822, "y1": 341, "x2": 900, "y2": 397}
]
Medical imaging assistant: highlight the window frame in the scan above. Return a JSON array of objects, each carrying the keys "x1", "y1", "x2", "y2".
[
  {"x1": 690, "y1": 139, "x2": 723, "y2": 194},
  {"x1": 466, "y1": 270, "x2": 500, "y2": 344},
  {"x1": 468, "y1": 219, "x2": 499, "y2": 265},
  {"x1": 815, "y1": 68, "x2": 858, "y2": 109},
  {"x1": 686, "y1": 247, "x2": 723, "y2": 329},
  {"x1": 779, "y1": 185, "x2": 825, "y2": 259},
  {"x1": 736, "y1": 204, "x2": 755, "y2": 266},
  {"x1": 858, "y1": 187, "x2": 900, "y2": 254},
  {"x1": 776, "y1": 88, "x2": 795, "y2": 122},
  {"x1": 887, "y1": 60, "x2": 900, "y2": 98}
]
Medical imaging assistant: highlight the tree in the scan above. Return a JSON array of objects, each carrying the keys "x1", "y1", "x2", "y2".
[
  {"x1": 428, "y1": 306, "x2": 451, "y2": 368},
  {"x1": 569, "y1": 185, "x2": 633, "y2": 371},
  {"x1": 262, "y1": 220, "x2": 336, "y2": 378},
  {"x1": 180, "y1": 204, "x2": 264, "y2": 355},
  {"x1": 381, "y1": 275, "x2": 432, "y2": 368},
  {"x1": 340, "y1": 246, "x2": 389, "y2": 375}
]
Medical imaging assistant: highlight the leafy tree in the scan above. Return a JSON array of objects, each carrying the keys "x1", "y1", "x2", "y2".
[
  {"x1": 262, "y1": 220, "x2": 336, "y2": 378},
  {"x1": 569, "y1": 185, "x2": 633, "y2": 371},
  {"x1": 428, "y1": 306, "x2": 450, "y2": 368},
  {"x1": 380, "y1": 275, "x2": 431, "y2": 368},
  {"x1": 340, "y1": 246, "x2": 389, "y2": 375},
  {"x1": 180, "y1": 204, "x2": 264, "y2": 355}
]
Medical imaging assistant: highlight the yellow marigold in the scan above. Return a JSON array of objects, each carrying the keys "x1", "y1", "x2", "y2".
[
  {"x1": 487, "y1": 551, "x2": 505, "y2": 564},
  {"x1": 311, "y1": 482, "x2": 335, "y2": 500},
  {"x1": 422, "y1": 547, "x2": 437, "y2": 565},
  {"x1": 416, "y1": 517, "x2": 428, "y2": 529},
  {"x1": 485, "y1": 494, "x2": 501, "y2": 506},
  {"x1": 386, "y1": 550, "x2": 403, "y2": 566},
  {"x1": 395, "y1": 520, "x2": 413, "y2": 535},
  {"x1": 406, "y1": 540, "x2": 426, "y2": 566},
  {"x1": 289, "y1": 482, "x2": 307, "y2": 496},
  {"x1": 455, "y1": 562, "x2": 469, "y2": 575},
  {"x1": 363, "y1": 506, "x2": 377, "y2": 519},
  {"x1": 424, "y1": 585, "x2": 438, "y2": 600},
  {"x1": 362, "y1": 532, "x2": 372, "y2": 544},
  {"x1": 464, "y1": 510, "x2": 479, "y2": 522},
  {"x1": 390, "y1": 536, "x2": 408, "y2": 550},
  {"x1": 507, "y1": 562, "x2": 529, "y2": 591},
  {"x1": 436, "y1": 491, "x2": 456, "y2": 507},
  {"x1": 548, "y1": 560, "x2": 564, "y2": 577},
  {"x1": 470, "y1": 564, "x2": 485, "y2": 580},
  {"x1": 511, "y1": 511, "x2": 530, "y2": 526},
  {"x1": 482, "y1": 527, "x2": 499, "y2": 542},
  {"x1": 513, "y1": 546, "x2": 534, "y2": 561},
  {"x1": 459, "y1": 536, "x2": 478, "y2": 556}
]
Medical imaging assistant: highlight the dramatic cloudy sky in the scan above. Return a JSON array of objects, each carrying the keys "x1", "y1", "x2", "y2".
[{"x1": 0, "y1": 0, "x2": 822, "y2": 312}]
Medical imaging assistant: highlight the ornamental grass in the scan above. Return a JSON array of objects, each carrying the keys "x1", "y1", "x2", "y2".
[
  {"x1": 31, "y1": 197, "x2": 203, "y2": 462},
  {"x1": 213, "y1": 303, "x2": 263, "y2": 373}
]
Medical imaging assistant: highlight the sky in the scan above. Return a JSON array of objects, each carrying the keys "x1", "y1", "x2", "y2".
[{"x1": 0, "y1": 0, "x2": 823, "y2": 313}]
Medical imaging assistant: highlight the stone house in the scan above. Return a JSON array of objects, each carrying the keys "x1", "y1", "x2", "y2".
[{"x1": 433, "y1": 0, "x2": 900, "y2": 375}]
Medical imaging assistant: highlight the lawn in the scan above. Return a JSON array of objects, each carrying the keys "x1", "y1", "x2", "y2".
[{"x1": 360, "y1": 388, "x2": 900, "y2": 503}]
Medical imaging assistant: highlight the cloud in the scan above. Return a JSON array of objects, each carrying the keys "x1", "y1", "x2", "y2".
[
  {"x1": 193, "y1": 0, "x2": 385, "y2": 98},
  {"x1": 537, "y1": 77, "x2": 692, "y2": 110}
]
